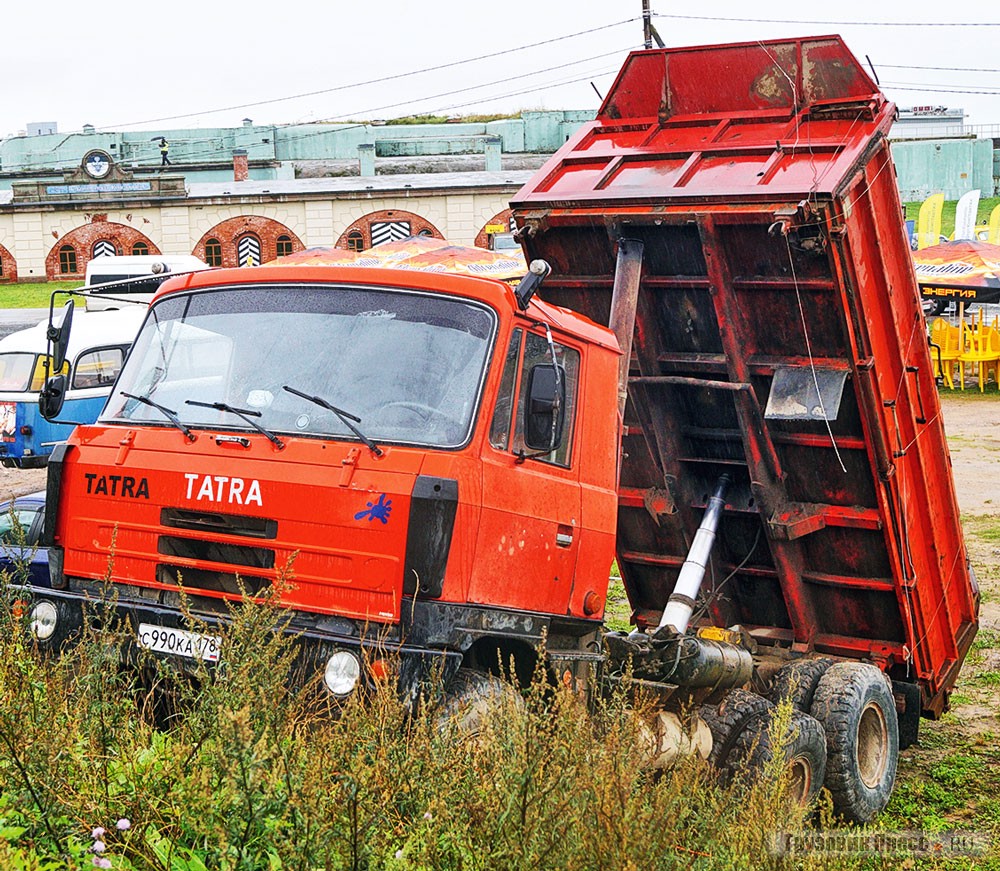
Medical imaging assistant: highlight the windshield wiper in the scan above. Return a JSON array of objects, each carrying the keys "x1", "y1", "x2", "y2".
[
  {"x1": 185, "y1": 400, "x2": 285, "y2": 450},
  {"x1": 282, "y1": 385, "x2": 383, "y2": 457},
  {"x1": 122, "y1": 392, "x2": 196, "y2": 442}
]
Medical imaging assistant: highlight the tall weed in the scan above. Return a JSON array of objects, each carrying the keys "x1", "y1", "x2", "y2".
[{"x1": 0, "y1": 569, "x2": 866, "y2": 870}]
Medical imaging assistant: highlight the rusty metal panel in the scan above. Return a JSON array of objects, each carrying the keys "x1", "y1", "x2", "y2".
[
  {"x1": 511, "y1": 35, "x2": 977, "y2": 715},
  {"x1": 517, "y1": 36, "x2": 889, "y2": 206}
]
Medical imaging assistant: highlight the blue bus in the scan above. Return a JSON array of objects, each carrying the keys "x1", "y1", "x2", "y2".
[{"x1": 0, "y1": 308, "x2": 145, "y2": 467}]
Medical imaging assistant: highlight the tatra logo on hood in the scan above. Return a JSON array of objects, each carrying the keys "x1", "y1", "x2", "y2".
[
  {"x1": 85, "y1": 474, "x2": 150, "y2": 499},
  {"x1": 184, "y1": 473, "x2": 263, "y2": 506}
]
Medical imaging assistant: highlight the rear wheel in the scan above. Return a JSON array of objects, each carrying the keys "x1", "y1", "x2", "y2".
[
  {"x1": 699, "y1": 689, "x2": 775, "y2": 769},
  {"x1": 767, "y1": 657, "x2": 834, "y2": 712},
  {"x1": 810, "y1": 662, "x2": 898, "y2": 823},
  {"x1": 728, "y1": 709, "x2": 828, "y2": 807}
]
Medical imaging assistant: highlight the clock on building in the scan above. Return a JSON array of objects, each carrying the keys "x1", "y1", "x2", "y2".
[{"x1": 82, "y1": 150, "x2": 113, "y2": 179}]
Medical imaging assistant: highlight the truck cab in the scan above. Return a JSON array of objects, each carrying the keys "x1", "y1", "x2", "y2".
[{"x1": 33, "y1": 261, "x2": 622, "y2": 696}]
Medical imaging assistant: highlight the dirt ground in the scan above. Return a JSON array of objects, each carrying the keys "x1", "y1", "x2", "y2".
[
  {"x1": 0, "y1": 463, "x2": 46, "y2": 502},
  {"x1": 940, "y1": 394, "x2": 1000, "y2": 516}
]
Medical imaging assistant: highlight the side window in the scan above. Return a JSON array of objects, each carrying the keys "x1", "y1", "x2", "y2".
[
  {"x1": 72, "y1": 347, "x2": 126, "y2": 389},
  {"x1": 30, "y1": 355, "x2": 52, "y2": 390},
  {"x1": 512, "y1": 332, "x2": 580, "y2": 467},
  {"x1": 489, "y1": 328, "x2": 522, "y2": 449},
  {"x1": 0, "y1": 508, "x2": 41, "y2": 545}
]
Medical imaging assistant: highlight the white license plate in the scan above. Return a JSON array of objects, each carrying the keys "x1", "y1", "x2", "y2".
[{"x1": 137, "y1": 623, "x2": 222, "y2": 662}]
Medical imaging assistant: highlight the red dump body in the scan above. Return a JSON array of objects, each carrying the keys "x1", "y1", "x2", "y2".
[{"x1": 511, "y1": 35, "x2": 978, "y2": 715}]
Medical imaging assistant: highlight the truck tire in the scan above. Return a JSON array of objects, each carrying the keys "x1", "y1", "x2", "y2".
[
  {"x1": 767, "y1": 657, "x2": 835, "y2": 712},
  {"x1": 728, "y1": 709, "x2": 828, "y2": 807},
  {"x1": 810, "y1": 662, "x2": 899, "y2": 823},
  {"x1": 699, "y1": 689, "x2": 775, "y2": 769},
  {"x1": 433, "y1": 668, "x2": 524, "y2": 738}
]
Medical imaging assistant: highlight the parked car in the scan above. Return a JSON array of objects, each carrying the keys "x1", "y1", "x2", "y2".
[{"x1": 0, "y1": 490, "x2": 48, "y2": 586}]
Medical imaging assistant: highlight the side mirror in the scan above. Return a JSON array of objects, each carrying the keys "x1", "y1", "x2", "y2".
[
  {"x1": 523, "y1": 364, "x2": 565, "y2": 452},
  {"x1": 47, "y1": 300, "x2": 75, "y2": 373},
  {"x1": 38, "y1": 374, "x2": 67, "y2": 421}
]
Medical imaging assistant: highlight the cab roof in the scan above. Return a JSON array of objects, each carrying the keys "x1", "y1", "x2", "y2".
[{"x1": 153, "y1": 262, "x2": 620, "y2": 352}]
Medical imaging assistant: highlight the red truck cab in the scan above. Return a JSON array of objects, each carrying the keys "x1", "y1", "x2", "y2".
[{"x1": 35, "y1": 262, "x2": 621, "y2": 696}]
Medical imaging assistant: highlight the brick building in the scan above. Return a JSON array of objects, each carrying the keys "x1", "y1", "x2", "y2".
[{"x1": 0, "y1": 152, "x2": 530, "y2": 282}]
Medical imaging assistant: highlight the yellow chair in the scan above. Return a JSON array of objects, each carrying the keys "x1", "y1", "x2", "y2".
[
  {"x1": 929, "y1": 316, "x2": 964, "y2": 389},
  {"x1": 958, "y1": 309, "x2": 1000, "y2": 392}
]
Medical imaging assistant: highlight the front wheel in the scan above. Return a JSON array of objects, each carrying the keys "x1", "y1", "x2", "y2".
[
  {"x1": 433, "y1": 668, "x2": 524, "y2": 738},
  {"x1": 810, "y1": 662, "x2": 899, "y2": 823}
]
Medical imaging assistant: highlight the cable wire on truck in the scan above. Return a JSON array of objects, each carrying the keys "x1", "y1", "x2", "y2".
[{"x1": 20, "y1": 35, "x2": 978, "y2": 824}]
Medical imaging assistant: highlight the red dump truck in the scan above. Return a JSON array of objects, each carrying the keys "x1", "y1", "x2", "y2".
[{"x1": 24, "y1": 35, "x2": 977, "y2": 824}]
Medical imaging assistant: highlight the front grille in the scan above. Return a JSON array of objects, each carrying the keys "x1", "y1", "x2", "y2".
[
  {"x1": 160, "y1": 508, "x2": 277, "y2": 539},
  {"x1": 157, "y1": 564, "x2": 271, "y2": 597},
  {"x1": 157, "y1": 535, "x2": 275, "y2": 569}
]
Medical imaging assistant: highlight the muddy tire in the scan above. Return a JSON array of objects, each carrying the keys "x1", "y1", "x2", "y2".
[
  {"x1": 433, "y1": 668, "x2": 524, "y2": 738},
  {"x1": 699, "y1": 689, "x2": 775, "y2": 769},
  {"x1": 767, "y1": 657, "x2": 835, "y2": 712},
  {"x1": 728, "y1": 709, "x2": 827, "y2": 807},
  {"x1": 810, "y1": 662, "x2": 899, "y2": 823}
]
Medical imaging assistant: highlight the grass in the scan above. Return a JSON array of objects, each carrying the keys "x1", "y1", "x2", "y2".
[
  {"x1": 875, "y1": 511, "x2": 1000, "y2": 866},
  {"x1": 0, "y1": 280, "x2": 80, "y2": 308}
]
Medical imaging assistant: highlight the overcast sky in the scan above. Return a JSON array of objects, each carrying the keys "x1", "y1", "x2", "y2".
[{"x1": 3, "y1": 0, "x2": 997, "y2": 138}]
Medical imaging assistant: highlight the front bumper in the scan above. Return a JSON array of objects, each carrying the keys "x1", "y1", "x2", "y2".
[{"x1": 17, "y1": 581, "x2": 462, "y2": 706}]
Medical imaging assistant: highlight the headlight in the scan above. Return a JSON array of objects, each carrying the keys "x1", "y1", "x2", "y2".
[
  {"x1": 30, "y1": 601, "x2": 58, "y2": 641},
  {"x1": 323, "y1": 650, "x2": 361, "y2": 696}
]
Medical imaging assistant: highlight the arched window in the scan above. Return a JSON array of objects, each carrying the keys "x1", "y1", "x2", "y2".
[
  {"x1": 276, "y1": 234, "x2": 293, "y2": 258},
  {"x1": 346, "y1": 230, "x2": 365, "y2": 252},
  {"x1": 131, "y1": 241, "x2": 149, "y2": 256},
  {"x1": 204, "y1": 238, "x2": 222, "y2": 267},
  {"x1": 417, "y1": 228, "x2": 434, "y2": 237},
  {"x1": 59, "y1": 245, "x2": 78, "y2": 275}
]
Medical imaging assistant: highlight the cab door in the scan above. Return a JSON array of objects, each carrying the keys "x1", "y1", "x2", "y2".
[{"x1": 470, "y1": 327, "x2": 582, "y2": 615}]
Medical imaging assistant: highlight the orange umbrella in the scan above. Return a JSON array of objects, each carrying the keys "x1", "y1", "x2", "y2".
[
  {"x1": 912, "y1": 240, "x2": 1000, "y2": 308},
  {"x1": 274, "y1": 236, "x2": 526, "y2": 282}
]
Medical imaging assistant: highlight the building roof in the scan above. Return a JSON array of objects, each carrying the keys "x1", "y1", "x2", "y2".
[{"x1": 186, "y1": 170, "x2": 536, "y2": 199}]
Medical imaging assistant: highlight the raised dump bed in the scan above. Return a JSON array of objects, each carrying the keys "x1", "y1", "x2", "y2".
[{"x1": 511, "y1": 35, "x2": 979, "y2": 719}]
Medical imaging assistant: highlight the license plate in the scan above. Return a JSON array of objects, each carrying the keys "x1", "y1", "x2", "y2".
[{"x1": 137, "y1": 623, "x2": 222, "y2": 662}]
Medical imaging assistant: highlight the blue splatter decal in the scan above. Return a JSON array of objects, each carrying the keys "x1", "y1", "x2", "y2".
[{"x1": 355, "y1": 493, "x2": 393, "y2": 524}]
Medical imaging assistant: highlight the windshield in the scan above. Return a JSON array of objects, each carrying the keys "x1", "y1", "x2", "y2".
[
  {"x1": 0, "y1": 353, "x2": 42, "y2": 393},
  {"x1": 102, "y1": 283, "x2": 496, "y2": 449}
]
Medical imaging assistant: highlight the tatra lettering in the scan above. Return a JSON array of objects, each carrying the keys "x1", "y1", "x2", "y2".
[
  {"x1": 84, "y1": 473, "x2": 150, "y2": 500},
  {"x1": 184, "y1": 472, "x2": 263, "y2": 506}
]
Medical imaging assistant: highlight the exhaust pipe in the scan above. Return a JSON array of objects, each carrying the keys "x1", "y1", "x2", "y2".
[{"x1": 657, "y1": 473, "x2": 731, "y2": 634}]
